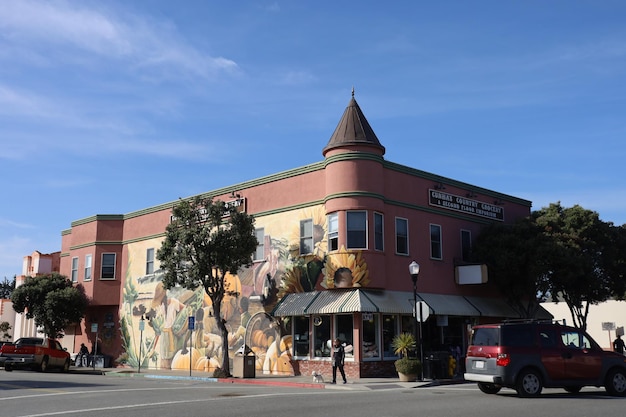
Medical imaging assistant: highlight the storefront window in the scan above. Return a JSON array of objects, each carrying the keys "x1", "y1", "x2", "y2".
[
  {"x1": 313, "y1": 315, "x2": 331, "y2": 357},
  {"x1": 293, "y1": 316, "x2": 310, "y2": 357},
  {"x1": 335, "y1": 314, "x2": 354, "y2": 358},
  {"x1": 362, "y1": 313, "x2": 380, "y2": 360},
  {"x1": 382, "y1": 314, "x2": 400, "y2": 358}
]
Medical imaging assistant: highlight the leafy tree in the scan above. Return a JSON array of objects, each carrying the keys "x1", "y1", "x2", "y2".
[
  {"x1": 471, "y1": 217, "x2": 552, "y2": 318},
  {"x1": 0, "y1": 276, "x2": 16, "y2": 299},
  {"x1": 11, "y1": 273, "x2": 89, "y2": 338},
  {"x1": 156, "y1": 197, "x2": 258, "y2": 375},
  {"x1": 534, "y1": 203, "x2": 626, "y2": 330},
  {"x1": 0, "y1": 321, "x2": 11, "y2": 340},
  {"x1": 472, "y1": 202, "x2": 626, "y2": 330}
]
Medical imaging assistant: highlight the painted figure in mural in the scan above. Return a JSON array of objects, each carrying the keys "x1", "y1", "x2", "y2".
[
  {"x1": 331, "y1": 338, "x2": 347, "y2": 384},
  {"x1": 333, "y1": 267, "x2": 353, "y2": 288},
  {"x1": 152, "y1": 282, "x2": 185, "y2": 369}
]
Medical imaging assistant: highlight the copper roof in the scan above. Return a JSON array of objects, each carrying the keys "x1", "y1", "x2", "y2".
[{"x1": 323, "y1": 89, "x2": 385, "y2": 156}]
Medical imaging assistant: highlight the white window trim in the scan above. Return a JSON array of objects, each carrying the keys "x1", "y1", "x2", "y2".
[
  {"x1": 84, "y1": 254, "x2": 92, "y2": 281},
  {"x1": 346, "y1": 210, "x2": 368, "y2": 250},
  {"x1": 71, "y1": 257, "x2": 79, "y2": 283},
  {"x1": 327, "y1": 213, "x2": 339, "y2": 252},
  {"x1": 100, "y1": 253, "x2": 116, "y2": 280}
]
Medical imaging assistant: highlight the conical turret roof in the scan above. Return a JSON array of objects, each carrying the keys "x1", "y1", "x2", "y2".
[{"x1": 323, "y1": 89, "x2": 385, "y2": 156}]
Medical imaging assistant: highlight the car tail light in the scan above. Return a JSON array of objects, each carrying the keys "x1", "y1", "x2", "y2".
[{"x1": 496, "y1": 353, "x2": 510, "y2": 367}]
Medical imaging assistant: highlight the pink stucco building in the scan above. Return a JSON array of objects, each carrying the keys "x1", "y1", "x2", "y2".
[{"x1": 58, "y1": 92, "x2": 547, "y2": 377}]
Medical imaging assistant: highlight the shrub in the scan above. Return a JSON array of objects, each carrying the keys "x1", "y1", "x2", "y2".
[{"x1": 394, "y1": 357, "x2": 422, "y2": 375}]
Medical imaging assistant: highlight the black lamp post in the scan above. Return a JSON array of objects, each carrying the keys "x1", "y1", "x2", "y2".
[{"x1": 409, "y1": 260, "x2": 424, "y2": 381}]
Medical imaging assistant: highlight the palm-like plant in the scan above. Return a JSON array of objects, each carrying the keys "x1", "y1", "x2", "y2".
[{"x1": 392, "y1": 333, "x2": 416, "y2": 358}]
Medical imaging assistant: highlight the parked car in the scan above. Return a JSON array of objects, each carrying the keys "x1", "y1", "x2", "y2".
[
  {"x1": 0, "y1": 337, "x2": 71, "y2": 372},
  {"x1": 464, "y1": 320, "x2": 626, "y2": 397}
]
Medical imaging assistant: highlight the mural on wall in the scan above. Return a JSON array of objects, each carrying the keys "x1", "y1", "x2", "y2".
[{"x1": 118, "y1": 205, "x2": 371, "y2": 374}]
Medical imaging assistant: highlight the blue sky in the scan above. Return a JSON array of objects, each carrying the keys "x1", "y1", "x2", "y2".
[{"x1": 1, "y1": 1, "x2": 625, "y2": 280}]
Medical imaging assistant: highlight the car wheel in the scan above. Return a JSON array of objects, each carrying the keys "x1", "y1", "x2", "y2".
[
  {"x1": 40, "y1": 357, "x2": 49, "y2": 373},
  {"x1": 4, "y1": 363, "x2": 12, "y2": 372},
  {"x1": 516, "y1": 369, "x2": 542, "y2": 397},
  {"x1": 478, "y1": 382, "x2": 502, "y2": 394},
  {"x1": 564, "y1": 386, "x2": 582, "y2": 394},
  {"x1": 605, "y1": 368, "x2": 626, "y2": 397}
]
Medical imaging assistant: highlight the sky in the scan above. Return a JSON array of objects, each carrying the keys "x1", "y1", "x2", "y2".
[{"x1": 1, "y1": 0, "x2": 625, "y2": 280}]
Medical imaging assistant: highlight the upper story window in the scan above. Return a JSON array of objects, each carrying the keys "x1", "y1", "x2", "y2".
[
  {"x1": 84, "y1": 254, "x2": 92, "y2": 281},
  {"x1": 300, "y1": 219, "x2": 313, "y2": 255},
  {"x1": 146, "y1": 248, "x2": 154, "y2": 274},
  {"x1": 346, "y1": 211, "x2": 367, "y2": 249},
  {"x1": 327, "y1": 213, "x2": 338, "y2": 251},
  {"x1": 430, "y1": 224, "x2": 442, "y2": 260},
  {"x1": 71, "y1": 257, "x2": 78, "y2": 283},
  {"x1": 395, "y1": 217, "x2": 408, "y2": 255},
  {"x1": 461, "y1": 230, "x2": 472, "y2": 262},
  {"x1": 101, "y1": 253, "x2": 116, "y2": 280},
  {"x1": 374, "y1": 212, "x2": 384, "y2": 251},
  {"x1": 254, "y1": 228, "x2": 265, "y2": 261}
]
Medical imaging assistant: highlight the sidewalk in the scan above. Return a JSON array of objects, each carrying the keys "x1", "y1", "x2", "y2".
[{"x1": 70, "y1": 366, "x2": 468, "y2": 391}]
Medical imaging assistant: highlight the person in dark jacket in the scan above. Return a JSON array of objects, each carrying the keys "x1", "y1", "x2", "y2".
[{"x1": 331, "y1": 338, "x2": 347, "y2": 384}]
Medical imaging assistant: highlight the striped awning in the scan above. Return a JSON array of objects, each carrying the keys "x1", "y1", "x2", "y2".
[{"x1": 273, "y1": 289, "x2": 486, "y2": 317}]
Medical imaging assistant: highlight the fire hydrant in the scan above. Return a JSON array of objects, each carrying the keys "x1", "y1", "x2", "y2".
[{"x1": 448, "y1": 355, "x2": 456, "y2": 378}]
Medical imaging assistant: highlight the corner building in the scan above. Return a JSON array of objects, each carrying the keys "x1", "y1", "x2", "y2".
[{"x1": 60, "y1": 93, "x2": 546, "y2": 378}]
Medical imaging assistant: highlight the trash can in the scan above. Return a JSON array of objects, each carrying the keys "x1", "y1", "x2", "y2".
[
  {"x1": 423, "y1": 355, "x2": 441, "y2": 380},
  {"x1": 233, "y1": 345, "x2": 255, "y2": 378}
]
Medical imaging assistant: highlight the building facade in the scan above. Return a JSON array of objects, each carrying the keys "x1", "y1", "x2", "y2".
[{"x1": 58, "y1": 93, "x2": 543, "y2": 377}]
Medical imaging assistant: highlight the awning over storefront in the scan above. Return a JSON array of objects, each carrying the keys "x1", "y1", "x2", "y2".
[
  {"x1": 464, "y1": 296, "x2": 521, "y2": 318},
  {"x1": 417, "y1": 293, "x2": 481, "y2": 316},
  {"x1": 272, "y1": 289, "x2": 415, "y2": 316},
  {"x1": 272, "y1": 290, "x2": 554, "y2": 320}
]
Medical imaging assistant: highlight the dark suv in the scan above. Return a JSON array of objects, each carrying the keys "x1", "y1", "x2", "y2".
[{"x1": 464, "y1": 320, "x2": 626, "y2": 397}]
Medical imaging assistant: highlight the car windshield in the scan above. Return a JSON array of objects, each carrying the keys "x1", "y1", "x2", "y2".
[{"x1": 17, "y1": 338, "x2": 44, "y2": 346}]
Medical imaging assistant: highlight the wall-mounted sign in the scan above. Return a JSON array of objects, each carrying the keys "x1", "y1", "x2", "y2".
[{"x1": 429, "y1": 190, "x2": 504, "y2": 221}]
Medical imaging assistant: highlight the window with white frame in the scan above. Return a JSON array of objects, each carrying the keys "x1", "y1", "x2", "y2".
[
  {"x1": 347, "y1": 211, "x2": 367, "y2": 249},
  {"x1": 145, "y1": 248, "x2": 154, "y2": 275},
  {"x1": 101, "y1": 253, "x2": 116, "y2": 279},
  {"x1": 374, "y1": 212, "x2": 384, "y2": 251},
  {"x1": 430, "y1": 224, "x2": 442, "y2": 260},
  {"x1": 335, "y1": 314, "x2": 354, "y2": 358},
  {"x1": 71, "y1": 257, "x2": 78, "y2": 283},
  {"x1": 300, "y1": 219, "x2": 313, "y2": 255},
  {"x1": 293, "y1": 316, "x2": 310, "y2": 357},
  {"x1": 84, "y1": 254, "x2": 92, "y2": 281},
  {"x1": 362, "y1": 313, "x2": 380, "y2": 360},
  {"x1": 313, "y1": 315, "x2": 332, "y2": 358},
  {"x1": 254, "y1": 228, "x2": 265, "y2": 261},
  {"x1": 327, "y1": 213, "x2": 338, "y2": 251},
  {"x1": 382, "y1": 314, "x2": 400, "y2": 358},
  {"x1": 461, "y1": 229, "x2": 472, "y2": 262},
  {"x1": 395, "y1": 217, "x2": 408, "y2": 255}
]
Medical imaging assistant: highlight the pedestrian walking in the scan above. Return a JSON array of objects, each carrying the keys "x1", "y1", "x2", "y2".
[
  {"x1": 614, "y1": 334, "x2": 625, "y2": 354},
  {"x1": 331, "y1": 338, "x2": 347, "y2": 384}
]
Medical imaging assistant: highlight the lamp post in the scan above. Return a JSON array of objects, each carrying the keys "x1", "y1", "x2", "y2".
[
  {"x1": 409, "y1": 260, "x2": 424, "y2": 381},
  {"x1": 138, "y1": 315, "x2": 145, "y2": 374}
]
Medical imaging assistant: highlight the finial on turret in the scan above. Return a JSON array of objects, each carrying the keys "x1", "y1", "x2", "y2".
[{"x1": 351, "y1": 86, "x2": 355, "y2": 97}]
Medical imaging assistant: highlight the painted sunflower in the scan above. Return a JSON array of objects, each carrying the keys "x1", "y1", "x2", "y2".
[{"x1": 322, "y1": 245, "x2": 370, "y2": 289}]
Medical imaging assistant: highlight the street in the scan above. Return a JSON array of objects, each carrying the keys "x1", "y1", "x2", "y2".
[{"x1": 0, "y1": 371, "x2": 624, "y2": 417}]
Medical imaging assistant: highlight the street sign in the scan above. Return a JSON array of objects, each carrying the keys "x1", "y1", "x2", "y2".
[
  {"x1": 188, "y1": 316, "x2": 195, "y2": 330},
  {"x1": 415, "y1": 301, "x2": 430, "y2": 322},
  {"x1": 91, "y1": 323, "x2": 98, "y2": 333}
]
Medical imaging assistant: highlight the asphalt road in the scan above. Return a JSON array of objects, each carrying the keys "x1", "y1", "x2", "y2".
[{"x1": 0, "y1": 371, "x2": 624, "y2": 417}]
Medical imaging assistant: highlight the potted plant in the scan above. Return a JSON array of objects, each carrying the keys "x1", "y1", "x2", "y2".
[{"x1": 392, "y1": 333, "x2": 422, "y2": 382}]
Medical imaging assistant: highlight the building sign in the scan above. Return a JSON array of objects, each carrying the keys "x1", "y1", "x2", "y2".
[{"x1": 429, "y1": 190, "x2": 504, "y2": 221}]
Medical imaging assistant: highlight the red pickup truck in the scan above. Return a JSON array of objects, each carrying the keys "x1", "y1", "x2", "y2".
[{"x1": 0, "y1": 337, "x2": 71, "y2": 372}]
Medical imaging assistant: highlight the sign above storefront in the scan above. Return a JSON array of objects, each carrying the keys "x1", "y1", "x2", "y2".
[{"x1": 429, "y1": 189, "x2": 504, "y2": 221}]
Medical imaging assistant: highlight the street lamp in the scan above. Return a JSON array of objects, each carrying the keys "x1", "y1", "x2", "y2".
[
  {"x1": 138, "y1": 315, "x2": 145, "y2": 374},
  {"x1": 409, "y1": 260, "x2": 424, "y2": 381}
]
